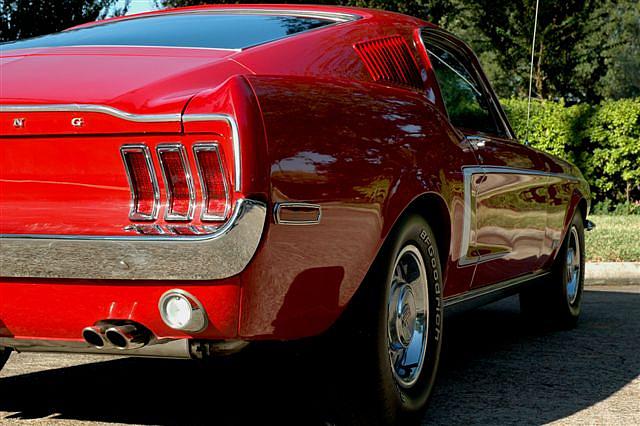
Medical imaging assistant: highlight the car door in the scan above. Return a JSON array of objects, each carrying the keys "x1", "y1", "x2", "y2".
[{"x1": 422, "y1": 29, "x2": 548, "y2": 289}]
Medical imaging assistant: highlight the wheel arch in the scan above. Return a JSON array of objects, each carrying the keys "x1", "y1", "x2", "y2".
[
  {"x1": 391, "y1": 192, "x2": 451, "y2": 276},
  {"x1": 577, "y1": 196, "x2": 588, "y2": 220}
]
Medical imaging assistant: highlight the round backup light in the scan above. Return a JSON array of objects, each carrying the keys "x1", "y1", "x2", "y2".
[{"x1": 159, "y1": 289, "x2": 207, "y2": 332}]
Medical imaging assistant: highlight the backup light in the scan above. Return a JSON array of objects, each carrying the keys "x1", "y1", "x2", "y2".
[{"x1": 159, "y1": 289, "x2": 207, "y2": 332}]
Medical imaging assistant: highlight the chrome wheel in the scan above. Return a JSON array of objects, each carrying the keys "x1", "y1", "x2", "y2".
[
  {"x1": 566, "y1": 226, "x2": 581, "y2": 305},
  {"x1": 387, "y1": 244, "x2": 429, "y2": 388}
]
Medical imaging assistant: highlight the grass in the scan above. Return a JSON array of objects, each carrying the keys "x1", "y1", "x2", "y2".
[{"x1": 585, "y1": 215, "x2": 640, "y2": 262}]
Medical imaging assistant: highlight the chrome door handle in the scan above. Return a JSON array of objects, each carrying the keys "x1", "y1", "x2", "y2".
[{"x1": 466, "y1": 136, "x2": 490, "y2": 149}]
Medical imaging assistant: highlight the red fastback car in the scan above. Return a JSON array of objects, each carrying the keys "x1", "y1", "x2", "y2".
[{"x1": 0, "y1": 4, "x2": 591, "y2": 423}]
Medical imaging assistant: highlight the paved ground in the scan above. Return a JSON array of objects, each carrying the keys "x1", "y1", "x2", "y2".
[{"x1": 0, "y1": 285, "x2": 638, "y2": 425}]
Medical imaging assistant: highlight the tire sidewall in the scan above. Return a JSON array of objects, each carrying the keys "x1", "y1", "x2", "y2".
[
  {"x1": 376, "y1": 215, "x2": 444, "y2": 416},
  {"x1": 559, "y1": 213, "x2": 585, "y2": 318}
]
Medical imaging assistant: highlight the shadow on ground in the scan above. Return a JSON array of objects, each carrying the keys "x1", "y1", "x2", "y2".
[{"x1": 0, "y1": 289, "x2": 638, "y2": 425}]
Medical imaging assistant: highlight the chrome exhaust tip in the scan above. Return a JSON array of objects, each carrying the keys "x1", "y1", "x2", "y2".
[
  {"x1": 104, "y1": 324, "x2": 149, "y2": 350},
  {"x1": 82, "y1": 326, "x2": 107, "y2": 349}
]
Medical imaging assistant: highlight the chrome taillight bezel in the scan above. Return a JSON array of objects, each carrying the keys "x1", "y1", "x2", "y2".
[
  {"x1": 120, "y1": 144, "x2": 160, "y2": 221},
  {"x1": 156, "y1": 143, "x2": 196, "y2": 221},
  {"x1": 193, "y1": 143, "x2": 231, "y2": 222}
]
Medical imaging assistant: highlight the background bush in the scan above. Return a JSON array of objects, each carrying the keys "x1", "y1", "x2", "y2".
[{"x1": 501, "y1": 98, "x2": 640, "y2": 213}]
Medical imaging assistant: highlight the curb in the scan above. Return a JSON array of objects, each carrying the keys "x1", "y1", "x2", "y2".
[{"x1": 585, "y1": 262, "x2": 640, "y2": 285}]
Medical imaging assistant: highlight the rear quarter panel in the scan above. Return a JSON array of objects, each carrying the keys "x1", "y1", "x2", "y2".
[{"x1": 238, "y1": 75, "x2": 476, "y2": 339}]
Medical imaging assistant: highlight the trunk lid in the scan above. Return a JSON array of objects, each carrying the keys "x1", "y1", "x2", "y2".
[
  {"x1": 0, "y1": 46, "x2": 245, "y2": 135},
  {"x1": 1, "y1": 47, "x2": 244, "y2": 235}
]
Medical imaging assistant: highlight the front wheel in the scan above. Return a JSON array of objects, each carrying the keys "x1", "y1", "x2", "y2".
[
  {"x1": 333, "y1": 215, "x2": 444, "y2": 425},
  {"x1": 520, "y1": 210, "x2": 585, "y2": 328}
]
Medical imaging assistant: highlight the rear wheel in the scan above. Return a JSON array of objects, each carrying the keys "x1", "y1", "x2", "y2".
[
  {"x1": 333, "y1": 215, "x2": 443, "y2": 425},
  {"x1": 520, "y1": 210, "x2": 585, "y2": 328}
]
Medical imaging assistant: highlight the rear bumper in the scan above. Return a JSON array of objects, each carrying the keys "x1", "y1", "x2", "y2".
[
  {"x1": 0, "y1": 198, "x2": 267, "y2": 281},
  {"x1": 0, "y1": 278, "x2": 242, "y2": 341}
]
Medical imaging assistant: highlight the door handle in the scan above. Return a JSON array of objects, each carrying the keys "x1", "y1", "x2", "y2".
[{"x1": 466, "y1": 136, "x2": 490, "y2": 149}]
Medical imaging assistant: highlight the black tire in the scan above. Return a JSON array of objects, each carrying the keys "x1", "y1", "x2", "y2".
[
  {"x1": 520, "y1": 210, "x2": 585, "y2": 328},
  {"x1": 0, "y1": 347, "x2": 11, "y2": 372},
  {"x1": 332, "y1": 214, "x2": 444, "y2": 425}
]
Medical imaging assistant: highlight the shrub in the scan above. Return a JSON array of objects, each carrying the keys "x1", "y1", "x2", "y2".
[
  {"x1": 582, "y1": 99, "x2": 640, "y2": 204},
  {"x1": 501, "y1": 98, "x2": 591, "y2": 164},
  {"x1": 501, "y1": 98, "x2": 640, "y2": 209}
]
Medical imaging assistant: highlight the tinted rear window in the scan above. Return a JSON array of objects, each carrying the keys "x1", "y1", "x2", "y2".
[{"x1": 1, "y1": 13, "x2": 333, "y2": 51}]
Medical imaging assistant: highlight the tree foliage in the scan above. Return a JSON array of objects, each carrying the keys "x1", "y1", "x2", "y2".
[
  {"x1": 574, "y1": 0, "x2": 640, "y2": 101},
  {"x1": 0, "y1": 0, "x2": 126, "y2": 41}
]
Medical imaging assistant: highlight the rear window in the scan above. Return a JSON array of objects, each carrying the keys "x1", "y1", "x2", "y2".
[{"x1": 1, "y1": 13, "x2": 334, "y2": 51}]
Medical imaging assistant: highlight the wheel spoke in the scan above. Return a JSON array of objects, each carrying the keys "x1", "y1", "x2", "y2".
[
  {"x1": 393, "y1": 263, "x2": 404, "y2": 284},
  {"x1": 386, "y1": 245, "x2": 430, "y2": 389},
  {"x1": 390, "y1": 346, "x2": 405, "y2": 369},
  {"x1": 565, "y1": 226, "x2": 582, "y2": 305}
]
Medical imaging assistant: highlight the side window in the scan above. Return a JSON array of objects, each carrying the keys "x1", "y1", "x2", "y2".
[{"x1": 426, "y1": 43, "x2": 501, "y2": 136}]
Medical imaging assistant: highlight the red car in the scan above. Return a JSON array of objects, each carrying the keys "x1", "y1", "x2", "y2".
[{"x1": 1, "y1": 4, "x2": 591, "y2": 423}]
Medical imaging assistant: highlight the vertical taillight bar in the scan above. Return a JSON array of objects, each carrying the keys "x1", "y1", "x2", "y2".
[
  {"x1": 193, "y1": 143, "x2": 230, "y2": 221},
  {"x1": 120, "y1": 145, "x2": 160, "y2": 221},
  {"x1": 157, "y1": 144, "x2": 196, "y2": 221}
]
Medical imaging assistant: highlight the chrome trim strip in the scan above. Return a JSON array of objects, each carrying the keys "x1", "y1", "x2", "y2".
[
  {"x1": 274, "y1": 202, "x2": 322, "y2": 225},
  {"x1": 120, "y1": 144, "x2": 161, "y2": 221},
  {"x1": 0, "y1": 106, "x2": 242, "y2": 192},
  {"x1": 182, "y1": 114, "x2": 241, "y2": 192},
  {"x1": 85, "y1": 9, "x2": 360, "y2": 25},
  {"x1": 0, "y1": 104, "x2": 181, "y2": 123},
  {"x1": 458, "y1": 168, "x2": 477, "y2": 266},
  {"x1": 479, "y1": 165, "x2": 581, "y2": 182},
  {"x1": 156, "y1": 143, "x2": 196, "y2": 221},
  {"x1": 444, "y1": 271, "x2": 550, "y2": 308},
  {"x1": 193, "y1": 143, "x2": 231, "y2": 221},
  {"x1": 9, "y1": 44, "x2": 244, "y2": 52},
  {"x1": 0, "y1": 198, "x2": 267, "y2": 280}
]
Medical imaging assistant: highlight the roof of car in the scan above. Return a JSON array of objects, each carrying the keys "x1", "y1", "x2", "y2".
[{"x1": 69, "y1": 4, "x2": 427, "y2": 31}]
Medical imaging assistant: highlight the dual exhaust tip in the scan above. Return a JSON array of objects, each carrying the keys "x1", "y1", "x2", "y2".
[{"x1": 82, "y1": 323, "x2": 150, "y2": 350}]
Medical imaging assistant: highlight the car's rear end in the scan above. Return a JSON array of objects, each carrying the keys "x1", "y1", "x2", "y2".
[
  {"x1": 0, "y1": 4, "x2": 409, "y2": 359},
  {"x1": 0, "y1": 70, "x2": 274, "y2": 356},
  {"x1": 0, "y1": 10, "x2": 290, "y2": 357}
]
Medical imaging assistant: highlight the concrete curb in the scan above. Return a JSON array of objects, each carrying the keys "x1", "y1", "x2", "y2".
[{"x1": 585, "y1": 262, "x2": 640, "y2": 285}]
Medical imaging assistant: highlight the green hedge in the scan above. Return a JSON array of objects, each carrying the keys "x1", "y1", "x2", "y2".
[{"x1": 501, "y1": 98, "x2": 640, "y2": 213}]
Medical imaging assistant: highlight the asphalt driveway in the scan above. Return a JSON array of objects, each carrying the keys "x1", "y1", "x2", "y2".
[{"x1": 0, "y1": 285, "x2": 638, "y2": 425}]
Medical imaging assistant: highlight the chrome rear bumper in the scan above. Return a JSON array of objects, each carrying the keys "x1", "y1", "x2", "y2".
[{"x1": 0, "y1": 199, "x2": 266, "y2": 280}]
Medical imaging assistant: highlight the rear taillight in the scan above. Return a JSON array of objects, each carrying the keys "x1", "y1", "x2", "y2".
[
  {"x1": 194, "y1": 144, "x2": 230, "y2": 221},
  {"x1": 121, "y1": 142, "x2": 230, "y2": 227},
  {"x1": 157, "y1": 144, "x2": 195, "y2": 221},
  {"x1": 120, "y1": 145, "x2": 159, "y2": 221}
]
